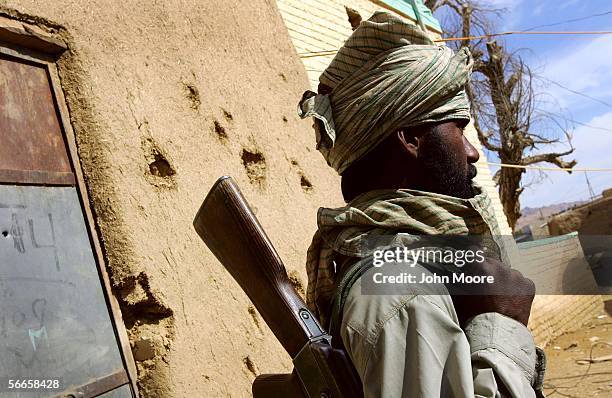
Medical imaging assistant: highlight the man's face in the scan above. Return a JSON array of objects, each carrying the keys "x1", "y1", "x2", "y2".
[{"x1": 413, "y1": 121, "x2": 479, "y2": 199}]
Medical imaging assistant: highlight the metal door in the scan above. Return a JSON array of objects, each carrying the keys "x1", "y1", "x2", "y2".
[{"x1": 0, "y1": 39, "x2": 136, "y2": 398}]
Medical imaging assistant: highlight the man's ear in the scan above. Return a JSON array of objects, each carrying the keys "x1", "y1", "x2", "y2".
[{"x1": 396, "y1": 130, "x2": 419, "y2": 159}]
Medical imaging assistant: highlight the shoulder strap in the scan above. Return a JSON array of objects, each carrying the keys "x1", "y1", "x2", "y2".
[{"x1": 328, "y1": 257, "x2": 374, "y2": 349}]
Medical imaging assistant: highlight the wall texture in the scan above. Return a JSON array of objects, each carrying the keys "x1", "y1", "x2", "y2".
[{"x1": 0, "y1": 0, "x2": 344, "y2": 396}]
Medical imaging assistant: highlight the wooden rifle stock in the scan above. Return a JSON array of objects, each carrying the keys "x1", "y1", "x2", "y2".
[
  {"x1": 193, "y1": 176, "x2": 363, "y2": 398},
  {"x1": 193, "y1": 176, "x2": 326, "y2": 357}
]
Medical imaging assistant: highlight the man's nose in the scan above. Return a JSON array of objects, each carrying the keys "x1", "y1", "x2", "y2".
[{"x1": 464, "y1": 136, "x2": 480, "y2": 163}]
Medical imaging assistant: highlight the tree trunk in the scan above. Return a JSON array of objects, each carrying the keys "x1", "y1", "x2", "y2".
[{"x1": 498, "y1": 166, "x2": 524, "y2": 231}]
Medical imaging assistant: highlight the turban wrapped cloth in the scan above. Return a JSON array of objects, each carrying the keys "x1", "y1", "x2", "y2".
[{"x1": 298, "y1": 11, "x2": 474, "y2": 174}]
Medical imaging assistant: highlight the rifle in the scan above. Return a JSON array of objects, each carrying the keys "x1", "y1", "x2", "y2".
[{"x1": 193, "y1": 176, "x2": 363, "y2": 398}]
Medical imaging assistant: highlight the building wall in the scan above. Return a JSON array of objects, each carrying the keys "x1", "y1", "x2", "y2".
[
  {"x1": 518, "y1": 234, "x2": 604, "y2": 346},
  {"x1": 276, "y1": 0, "x2": 513, "y2": 235},
  {"x1": 277, "y1": 0, "x2": 441, "y2": 90},
  {"x1": 548, "y1": 196, "x2": 612, "y2": 236},
  {"x1": 0, "y1": 0, "x2": 344, "y2": 396}
]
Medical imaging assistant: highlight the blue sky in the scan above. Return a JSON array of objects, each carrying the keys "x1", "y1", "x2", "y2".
[{"x1": 434, "y1": 0, "x2": 612, "y2": 208}]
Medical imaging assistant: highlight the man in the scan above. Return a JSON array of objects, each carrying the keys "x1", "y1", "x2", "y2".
[{"x1": 298, "y1": 12, "x2": 545, "y2": 398}]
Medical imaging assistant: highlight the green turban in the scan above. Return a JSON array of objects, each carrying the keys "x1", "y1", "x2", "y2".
[{"x1": 298, "y1": 11, "x2": 473, "y2": 174}]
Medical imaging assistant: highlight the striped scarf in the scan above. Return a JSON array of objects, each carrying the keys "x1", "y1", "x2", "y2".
[
  {"x1": 298, "y1": 11, "x2": 473, "y2": 174},
  {"x1": 305, "y1": 186, "x2": 510, "y2": 328}
]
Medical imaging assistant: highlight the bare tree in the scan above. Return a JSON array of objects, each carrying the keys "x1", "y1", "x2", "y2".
[{"x1": 426, "y1": 0, "x2": 576, "y2": 230}]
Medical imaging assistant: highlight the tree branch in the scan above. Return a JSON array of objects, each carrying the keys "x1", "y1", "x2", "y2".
[
  {"x1": 493, "y1": 168, "x2": 501, "y2": 184},
  {"x1": 424, "y1": 0, "x2": 441, "y2": 11},
  {"x1": 467, "y1": 84, "x2": 502, "y2": 151},
  {"x1": 521, "y1": 149, "x2": 577, "y2": 171}
]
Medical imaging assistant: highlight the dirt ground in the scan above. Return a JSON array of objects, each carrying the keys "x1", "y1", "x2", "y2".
[{"x1": 543, "y1": 306, "x2": 612, "y2": 397}]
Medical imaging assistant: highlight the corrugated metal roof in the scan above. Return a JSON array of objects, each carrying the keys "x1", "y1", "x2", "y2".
[{"x1": 517, "y1": 231, "x2": 579, "y2": 249}]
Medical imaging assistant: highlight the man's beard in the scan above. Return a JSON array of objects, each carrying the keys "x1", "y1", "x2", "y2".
[{"x1": 416, "y1": 144, "x2": 477, "y2": 199}]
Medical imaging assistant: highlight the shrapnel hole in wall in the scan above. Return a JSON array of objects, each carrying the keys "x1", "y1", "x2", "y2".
[
  {"x1": 287, "y1": 270, "x2": 306, "y2": 298},
  {"x1": 289, "y1": 158, "x2": 313, "y2": 192},
  {"x1": 213, "y1": 120, "x2": 228, "y2": 141},
  {"x1": 241, "y1": 148, "x2": 266, "y2": 186},
  {"x1": 118, "y1": 272, "x2": 174, "y2": 328},
  {"x1": 222, "y1": 109, "x2": 233, "y2": 121},
  {"x1": 142, "y1": 137, "x2": 177, "y2": 189},
  {"x1": 149, "y1": 153, "x2": 176, "y2": 178},
  {"x1": 300, "y1": 175, "x2": 313, "y2": 191},
  {"x1": 183, "y1": 82, "x2": 201, "y2": 110},
  {"x1": 243, "y1": 356, "x2": 258, "y2": 377},
  {"x1": 247, "y1": 305, "x2": 262, "y2": 330}
]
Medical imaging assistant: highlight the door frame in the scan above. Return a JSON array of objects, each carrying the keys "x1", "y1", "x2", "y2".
[{"x1": 0, "y1": 22, "x2": 139, "y2": 397}]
